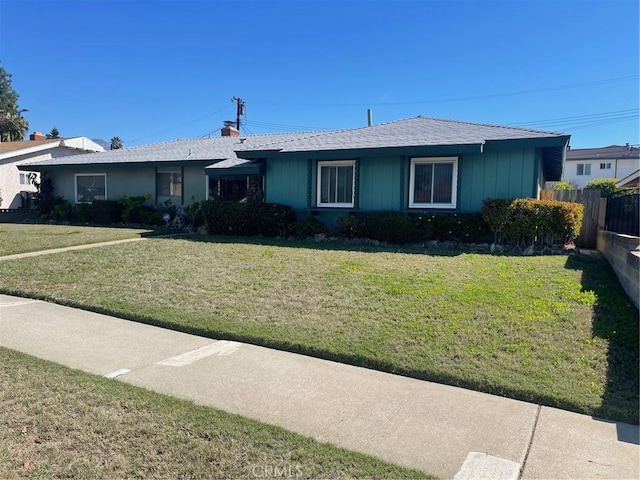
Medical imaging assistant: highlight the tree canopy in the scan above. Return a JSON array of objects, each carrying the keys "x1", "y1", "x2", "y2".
[
  {"x1": 110, "y1": 136, "x2": 123, "y2": 150},
  {"x1": 46, "y1": 127, "x2": 60, "y2": 139},
  {"x1": 0, "y1": 64, "x2": 29, "y2": 141}
]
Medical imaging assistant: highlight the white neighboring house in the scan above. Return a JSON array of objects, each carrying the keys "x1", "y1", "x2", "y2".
[
  {"x1": 562, "y1": 144, "x2": 640, "y2": 188},
  {"x1": 0, "y1": 132, "x2": 104, "y2": 208}
]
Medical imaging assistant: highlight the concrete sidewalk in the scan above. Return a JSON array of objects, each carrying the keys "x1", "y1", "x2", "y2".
[{"x1": 1, "y1": 294, "x2": 638, "y2": 479}]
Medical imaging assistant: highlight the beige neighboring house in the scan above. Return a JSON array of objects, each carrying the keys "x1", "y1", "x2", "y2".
[
  {"x1": 0, "y1": 132, "x2": 104, "y2": 208},
  {"x1": 562, "y1": 144, "x2": 640, "y2": 188}
]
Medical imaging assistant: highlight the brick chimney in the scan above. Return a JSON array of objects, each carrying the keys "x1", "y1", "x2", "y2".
[
  {"x1": 29, "y1": 132, "x2": 47, "y2": 141},
  {"x1": 221, "y1": 120, "x2": 239, "y2": 137}
]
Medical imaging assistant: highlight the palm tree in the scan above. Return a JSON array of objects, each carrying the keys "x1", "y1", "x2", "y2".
[
  {"x1": 110, "y1": 136, "x2": 123, "y2": 150},
  {"x1": 0, "y1": 110, "x2": 29, "y2": 142}
]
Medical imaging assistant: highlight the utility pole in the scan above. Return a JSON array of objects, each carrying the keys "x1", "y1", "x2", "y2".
[{"x1": 231, "y1": 97, "x2": 245, "y2": 131}]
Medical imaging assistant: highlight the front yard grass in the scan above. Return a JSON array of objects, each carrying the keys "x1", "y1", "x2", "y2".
[
  {"x1": 0, "y1": 234, "x2": 637, "y2": 424},
  {"x1": 0, "y1": 348, "x2": 429, "y2": 479},
  {"x1": 0, "y1": 224, "x2": 152, "y2": 256}
]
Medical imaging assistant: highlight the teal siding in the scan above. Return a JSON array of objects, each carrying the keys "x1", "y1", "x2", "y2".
[
  {"x1": 358, "y1": 156, "x2": 401, "y2": 211},
  {"x1": 458, "y1": 148, "x2": 536, "y2": 212},
  {"x1": 264, "y1": 157, "x2": 308, "y2": 209}
]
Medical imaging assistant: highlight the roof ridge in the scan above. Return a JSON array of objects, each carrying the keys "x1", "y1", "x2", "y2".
[{"x1": 412, "y1": 115, "x2": 567, "y2": 136}]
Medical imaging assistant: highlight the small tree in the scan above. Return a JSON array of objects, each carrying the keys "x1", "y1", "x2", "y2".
[
  {"x1": 46, "y1": 127, "x2": 60, "y2": 139},
  {"x1": 110, "y1": 136, "x2": 123, "y2": 150}
]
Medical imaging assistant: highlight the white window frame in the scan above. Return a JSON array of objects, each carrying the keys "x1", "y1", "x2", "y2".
[
  {"x1": 409, "y1": 157, "x2": 458, "y2": 209},
  {"x1": 19, "y1": 172, "x2": 33, "y2": 185},
  {"x1": 74, "y1": 173, "x2": 106, "y2": 204},
  {"x1": 577, "y1": 163, "x2": 591, "y2": 176},
  {"x1": 317, "y1": 160, "x2": 356, "y2": 208},
  {"x1": 600, "y1": 162, "x2": 612, "y2": 170}
]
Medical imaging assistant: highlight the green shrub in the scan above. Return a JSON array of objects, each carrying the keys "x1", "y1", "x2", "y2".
[
  {"x1": 425, "y1": 213, "x2": 491, "y2": 242},
  {"x1": 50, "y1": 201, "x2": 72, "y2": 222},
  {"x1": 201, "y1": 200, "x2": 295, "y2": 237},
  {"x1": 554, "y1": 181, "x2": 576, "y2": 191},
  {"x1": 291, "y1": 216, "x2": 325, "y2": 237},
  {"x1": 91, "y1": 200, "x2": 123, "y2": 224},
  {"x1": 482, "y1": 198, "x2": 583, "y2": 245},
  {"x1": 75, "y1": 203, "x2": 91, "y2": 223},
  {"x1": 585, "y1": 178, "x2": 620, "y2": 197},
  {"x1": 335, "y1": 211, "x2": 490, "y2": 244},
  {"x1": 119, "y1": 195, "x2": 148, "y2": 223},
  {"x1": 184, "y1": 201, "x2": 205, "y2": 228}
]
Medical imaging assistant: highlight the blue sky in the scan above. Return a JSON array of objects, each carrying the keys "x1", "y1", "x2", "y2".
[{"x1": 1, "y1": 0, "x2": 638, "y2": 148}]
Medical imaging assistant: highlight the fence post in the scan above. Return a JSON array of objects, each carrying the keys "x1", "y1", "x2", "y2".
[{"x1": 598, "y1": 198, "x2": 607, "y2": 230}]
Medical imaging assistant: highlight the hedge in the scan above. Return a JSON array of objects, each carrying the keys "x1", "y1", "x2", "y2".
[
  {"x1": 335, "y1": 211, "x2": 492, "y2": 244},
  {"x1": 201, "y1": 200, "x2": 295, "y2": 237},
  {"x1": 482, "y1": 198, "x2": 583, "y2": 245}
]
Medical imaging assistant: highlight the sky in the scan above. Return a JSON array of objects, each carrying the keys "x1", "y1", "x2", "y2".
[{"x1": 0, "y1": 0, "x2": 638, "y2": 149}]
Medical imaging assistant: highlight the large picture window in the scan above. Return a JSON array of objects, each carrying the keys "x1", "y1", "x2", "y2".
[
  {"x1": 75, "y1": 174, "x2": 106, "y2": 203},
  {"x1": 157, "y1": 168, "x2": 182, "y2": 203},
  {"x1": 317, "y1": 160, "x2": 355, "y2": 208},
  {"x1": 409, "y1": 157, "x2": 458, "y2": 209}
]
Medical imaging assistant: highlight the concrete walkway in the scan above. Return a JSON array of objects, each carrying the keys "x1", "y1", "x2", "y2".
[{"x1": 0, "y1": 294, "x2": 638, "y2": 479}]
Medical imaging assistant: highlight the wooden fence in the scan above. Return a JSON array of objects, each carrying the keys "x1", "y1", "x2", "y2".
[{"x1": 540, "y1": 188, "x2": 601, "y2": 248}]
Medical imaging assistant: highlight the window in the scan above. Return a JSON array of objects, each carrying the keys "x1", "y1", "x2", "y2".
[
  {"x1": 317, "y1": 160, "x2": 355, "y2": 207},
  {"x1": 75, "y1": 174, "x2": 106, "y2": 203},
  {"x1": 409, "y1": 157, "x2": 458, "y2": 209},
  {"x1": 157, "y1": 168, "x2": 182, "y2": 203},
  {"x1": 577, "y1": 164, "x2": 591, "y2": 176},
  {"x1": 600, "y1": 163, "x2": 612, "y2": 170},
  {"x1": 19, "y1": 172, "x2": 34, "y2": 185}
]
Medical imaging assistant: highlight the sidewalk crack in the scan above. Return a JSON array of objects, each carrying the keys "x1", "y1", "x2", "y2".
[{"x1": 519, "y1": 404, "x2": 542, "y2": 479}]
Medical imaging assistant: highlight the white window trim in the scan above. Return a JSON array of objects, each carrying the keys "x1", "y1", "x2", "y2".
[
  {"x1": 317, "y1": 160, "x2": 356, "y2": 208},
  {"x1": 409, "y1": 157, "x2": 458, "y2": 209},
  {"x1": 19, "y1": 172, "x2": 34, "y2": 185},
  {"x1": 74, "y1": 173, "x2": 107, "y2": 204}
]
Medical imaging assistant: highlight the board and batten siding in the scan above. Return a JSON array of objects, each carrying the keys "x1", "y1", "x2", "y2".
[
  {"x1": 264, "y1": 157, "x2": 309, "y2": 209},
  {"x1": 265, "y1": 147, "x2": 540, "y2": 215},
  {"x1": 358, "y1": 156, "x2": 403, "y2": 211},
  {"x1": 457, "y1": 148, "x2": 537, "y2": 212}
]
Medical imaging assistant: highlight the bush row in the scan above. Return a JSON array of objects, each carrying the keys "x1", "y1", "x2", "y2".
[
  {"x1": 335, "y1": 212, "x2": 492, "y2": 244},
  {"x1": 43, "y1": 195, "x2": 584, "y2": 247},
  {"x1": 201, "y1": 200, "x2": 295, "y2": 237},
  {"x1": 482, "y1": 198, "x2": 583, "y2": 245},
  {"x1": 46, "y1": 197, "x2": 172, "y2": 226}
]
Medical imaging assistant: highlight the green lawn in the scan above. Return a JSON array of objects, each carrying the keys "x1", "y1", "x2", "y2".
[
  {"x1": 0, "y1": 233, "x2": 637, "y2": 424},
  {"x1": 0, "y1": 348, "x2": 429, "y2": 479},
  {"x1": 0, "y1": 224, "x2": 151, "y2": 256}
]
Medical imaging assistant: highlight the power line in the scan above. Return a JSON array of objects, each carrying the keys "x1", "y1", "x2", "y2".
[
  {"x1": 510, "y1": 109, "x2": 639, "y2": 131},
  {"x1": 127, "y1": 103, "x2": 233, "y2": 145},
  {"x1": 247, "y1": 75, "x2": 639, "y2": 108}
]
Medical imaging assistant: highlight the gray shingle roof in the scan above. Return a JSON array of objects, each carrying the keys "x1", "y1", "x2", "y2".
[
  {"x1": 565, "y1": 144, "x2": 640, "y2": 161},
  {"x1": 22, "y1": 116, "x2": 567, "y2": 169},
  {"x1": 20, "y1": 132, "x2": 310, "y2": 168},
  {"x1": 236, "y1": 116, "x2": 567, "y2": 154}
]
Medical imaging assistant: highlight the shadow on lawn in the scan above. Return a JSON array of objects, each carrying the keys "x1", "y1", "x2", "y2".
[
  {"x1": 565, "y1": 254, "x2": 639, "y2": 428},
  {"x1": 145, "y1": 232, "x2": 473, "y2": 256}
]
